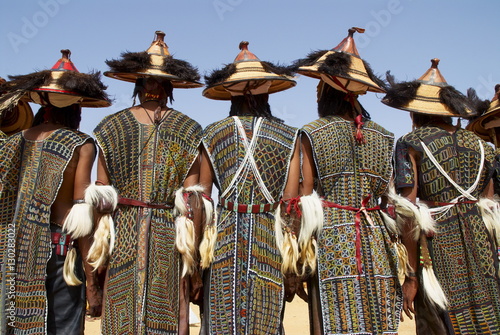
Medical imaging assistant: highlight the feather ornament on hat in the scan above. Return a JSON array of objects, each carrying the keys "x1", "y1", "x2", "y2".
[
  {"x1": 203, "y1": 41, "x2": 296, "y2": 100},
  {"x1": 104, "y1": 31, "x2": 202, "y2": 88}
]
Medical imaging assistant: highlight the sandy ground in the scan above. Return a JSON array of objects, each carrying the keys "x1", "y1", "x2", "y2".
[{"x1": 85, "y1": 300, "x2": 416, "y2": 334}]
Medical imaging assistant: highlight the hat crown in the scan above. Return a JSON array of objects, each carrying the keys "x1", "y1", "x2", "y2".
[
  {"x1": 418, "y1": 58, "x2": 447, "y2": 86},
  {"x1": 51, "y1": 49, "x2": 79, "y2": 72},
  {"x1": 234, "y1": 41, "x2": 260, "y2": 62},
  {"x1": 332, "y1": 27, "x2": 364, "y2": 57},
  {"x1": 492, "y1": 84, "x2": 500, "y2": 102},
  {"x1": 146, "y1": 31, "x2": 170, "y2": 56}
]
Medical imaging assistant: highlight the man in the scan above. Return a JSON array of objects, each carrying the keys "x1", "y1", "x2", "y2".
[
  {"x1": 293, "y1": 27, "x2": 402, "y2": 335},
  {"x1": 90, "y1": 31, "x2": 203, "y2": 334},
  {"x1": 467, "y1": 84, "x2": 500, "y2": 195},
  {"x1": 384, "y1": 59, "x2": 500, "y2": 334},
  {"x1": 199, "y1": 41, "x2": 300, "y2": 334},
  {"x1": 0, "y1": 49, "x2": 110, "y2": 334}
]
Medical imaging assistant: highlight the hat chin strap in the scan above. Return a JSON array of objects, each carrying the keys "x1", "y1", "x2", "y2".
[
  {"x1": 320, "y1": 75, "x2": 363, "y2": 115},
  {"x1": 225, "y1": 80, "x2": 272, "y2": 97}
]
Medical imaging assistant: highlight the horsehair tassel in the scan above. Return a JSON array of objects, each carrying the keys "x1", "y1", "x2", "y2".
[
  {"x1": 419, "y1": 234, "x2": 448, "y2": 309},
  {"x1": 199, "y1": 193, "x2": 218, "y2": 269}
]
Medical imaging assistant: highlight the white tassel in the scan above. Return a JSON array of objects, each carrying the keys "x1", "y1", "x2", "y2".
[
  {"x1": 174, "y1": 185, "x2": 205, "y2": 277},
  {"x1": 62, "y1": 203, "x2": 94, "y2": 238},
  {"x1": 415, "y1": 203, "x2": 436, "y2": 238},
  {"x1": 274, "y1": 205, "x2": 285, "y2": 253},
  {"x1": 175, "y1": 215, "x2": 196, "y2": 277},
  {"x1": 421, "y1": 266, "x2": 448, "y2": 310},
  {"x1": 478, "y1": 198, "x2": 500, "y2": 237},
  {"x1": 385, "y1": 186, "x2": 436, "y2": 241},
  {"x1": 379, "y1": 209, "x2": 398, "y2": 236},
  {"x1": 478, "y1": 197, "x2": 500, "y2": 276},
  {"x1": 199, "y1": 195, "x2": 217, "y2": 269},
  {"x1": 85, "y1": 184, "x2": 118, "y2": 211},
  {"x1": 85, "y1": 184, "x2": 118, "y2": 269},
  {"x1": 88, "y1": 215, "x2": 112, "y2": 269},
  {"x1": 380, "y1": 210, "x2": 411, "y2": 277},
  {"x1": 273, "y1": 205, "x2": 299, "y2": 275},
  {"x1": 298, "y1": 192, "x2": 323, "y2": 275},
  {"x1": 63, "y1": 248, "x2": 82, "y2": 286}
]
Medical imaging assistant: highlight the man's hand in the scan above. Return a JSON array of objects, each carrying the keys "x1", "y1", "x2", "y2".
[
  {"x1": 284, "y1": 273, "x2": 308, "y2": 303},
  {"x1": 401, "y1": 276, "x2": 418, "y2": 321}
]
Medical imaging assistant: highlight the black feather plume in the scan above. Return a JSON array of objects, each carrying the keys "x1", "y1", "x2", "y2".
[
  {"x1": 261, "y1": 61, "x2": 294, "y2": 77},
  {"x1": 105, "y1": 51, "x2": 151, "y2": 73},
  {"x1": 289, "y1": 50, "x2": 328, "y2": 72},
  {"x1": 466, "y1": 88, "x2": 490, "y2": 119},
  {"x1": 5, "y1": 70, "x2": 53, "y2": 92},
  {"x1": 439, "y1": 86, "x2": 474, "y2": 117},
  {"x1": 382, "y1": 81, "x2": 420, "y2": 108},
  {"x1": 362, "y1": 59, "x2": 387, "y2": 91},
  {"x1": 58, "y1": 71, "x2": 110, "y2": 102},
  {"x1": 317, "y1": 52, "x2": 351, "y2": 77},
  {"x1": 204, "y1": 64, "x2": 237, "y2": 87},
  {"x1": 385, "y1": 71, "x2": 397, "y2": 87},
  {"x1": 161, "y1": 56, "x2": 200, "y2": 82}
]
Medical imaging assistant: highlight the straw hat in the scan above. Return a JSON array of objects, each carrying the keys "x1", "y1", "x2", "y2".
[
  {"x1": 466, "y1": 84, "x2": 500, "y2": 141},
  {"x1": 382, "y1": 59, "x2": 473, "y2": 117},
  {"x1": 0, "y1": 77, "x2": 32, "y2": 136},
  {"x1": 104, "y1": 31, "x2": 202, "y2": 88},
  {"x1": 0, "y1": 50, "x2": 110, "y2": 133},
  {"x1": 292, "y1": 27, "x2": 385, "y2": 94},
  {"x1": 203, "y1": 41, "x2": 296, "y2": 100}
]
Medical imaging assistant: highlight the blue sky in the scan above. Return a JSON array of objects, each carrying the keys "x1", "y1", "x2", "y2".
[{"x1": 1, "y1": 0, "x2": 499, "y2": 143}]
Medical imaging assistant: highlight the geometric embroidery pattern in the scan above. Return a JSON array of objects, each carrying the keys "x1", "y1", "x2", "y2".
[
  {"x1": 94, "y1": 109, "x2": 202, "y2": 334},
  {"x1": 303, "y1": 116, "x2": 402, "y2": 334},
  {"x1": 202, "y1": 116, "x2": 297, "y2": 334},
  {"x1": 0, "y1": 129, "x2": 91, "y2": 334},
  {"x1": 394, "y1": 126, "x2": 500, "y2": 334}
]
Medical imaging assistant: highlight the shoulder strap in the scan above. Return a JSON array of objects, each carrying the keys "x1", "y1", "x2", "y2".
[{"x1": 220, "y1": 117, "x2": 275, "y2": 203}]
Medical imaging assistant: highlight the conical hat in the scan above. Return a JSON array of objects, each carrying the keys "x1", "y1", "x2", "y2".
[
  {"x1": 104, "y1": 31, "x2": 202, "y2": 88},
  {"x1": 294, "y1": 27, "x2": 385, "y2": 94},
  {"x1": 382, "y1": 59, "x2": 473, "y2": 117},
  {"x1": 203, "y1": 41, "x2": 296, "y2": 100},
  {"x1": 466, "y1": 84, "x2": 500, "y2": 141},
  {"x1": 0, "y1": 49, "x2": 110, "y2": 113}
]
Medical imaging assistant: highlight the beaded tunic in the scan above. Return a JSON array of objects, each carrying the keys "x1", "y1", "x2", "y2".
[
  {"x1": 0, "y1": 129, "x2": 91, "y2": 334},
  {"x1": 94, "y1": 108, "x2": 201, "y2": 335},
  {"x1": 395, "y1": 126, "x2": 500, "y2": 334},
  {"x1": 201, "y1": 116, "x2": 297, "y2": 335},
  {"x1": 302, "y1": 116, "x2": 402, "y2": 335}
]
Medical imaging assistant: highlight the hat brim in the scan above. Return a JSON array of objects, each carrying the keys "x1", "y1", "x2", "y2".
[
  {"x1": 466, "y1": 101, "x2": 500, "y2": 141},
  {"x1": 104, "y1": 71, "x2": 203, "y2": 89},
  {"x1": 30, "y1": 87, "x2": 111, "y2": 108},
  {"x1": 297, "y1": 51, "x2": 385, "y2": 93},
  {"x1": 203, "y1": 77, "x2": 296, "y2": 100},
  {"x1": 382, "y1": 84, "x2": 470, "y2": 117},
  {"x1": 0, "y1": 99, "x2": 33, "y2": 135}
]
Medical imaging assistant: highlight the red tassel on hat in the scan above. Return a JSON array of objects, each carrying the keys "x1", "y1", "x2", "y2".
[{"x1": 355, "y1": 114, "x2": 366, "y2": 145}]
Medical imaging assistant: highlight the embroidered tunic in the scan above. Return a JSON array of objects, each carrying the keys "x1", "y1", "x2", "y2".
[
  {"x1": 395, "y1": 126, "x2": 500, "y2": 334},
  {"x1": 302, "y1": 116, "x2": 402, "y2": 335},
  {"x1": 94, "y1": 108, "x2": 202, "y2": 335},
  {"x1": 0, "y1": 129, "x2": 91, "y2": 334},
  {"x1": 201, "y1": 116, "x2": 297, "y2": 335}
]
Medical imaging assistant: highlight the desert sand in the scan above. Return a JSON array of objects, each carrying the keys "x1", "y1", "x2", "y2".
[{"x1": 84, "y1": 299, "x2": 416, "y2": 334}]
